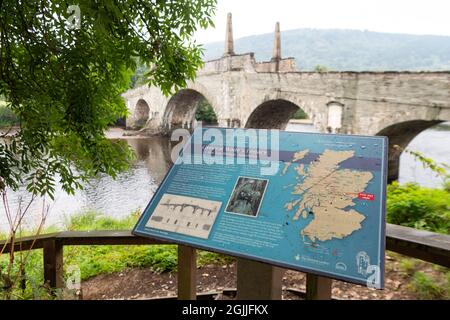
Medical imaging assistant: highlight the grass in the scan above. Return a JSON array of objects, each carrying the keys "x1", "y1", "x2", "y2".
[
  {"x1": 62, "y1": 210, "x2": 233, "y2": 277},
  {"x1": 1, "y1": 180, "x2": 449, "y2": 299},
  {"x1": 399, "y1": 258, "x2": 418, "y2": 275},
  {"x1": 409, "y1": 271, "x2": 449, "y2": 300},
  {"x1": 0, "y1": 210, "x2": 234, "y2": 299},
  {"x1": 394, "y1": 253, "x2": 449, "y2": 300}
]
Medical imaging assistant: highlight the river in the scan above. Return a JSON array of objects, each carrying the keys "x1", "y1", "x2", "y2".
[{"x1": 1, "y1": 122, "x2": 449, "y2": 231}]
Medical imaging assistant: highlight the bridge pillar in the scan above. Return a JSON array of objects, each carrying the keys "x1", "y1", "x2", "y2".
[{"x1": 388, "y1": 145, "x2": 401, "y2": 183}]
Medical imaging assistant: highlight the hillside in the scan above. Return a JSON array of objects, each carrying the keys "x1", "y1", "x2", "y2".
[{"x1": 202, "y1": 29, "x2": 450, "y2": 71}]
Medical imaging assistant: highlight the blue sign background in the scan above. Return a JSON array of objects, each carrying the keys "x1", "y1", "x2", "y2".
[{"x1": 133, "y1": 128, "x2": 388, "y2": 287}]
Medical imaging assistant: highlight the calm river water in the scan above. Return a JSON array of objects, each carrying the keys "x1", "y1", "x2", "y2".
[{"x1": 1, "y1": 122, "x2": 449, "y2": 231}]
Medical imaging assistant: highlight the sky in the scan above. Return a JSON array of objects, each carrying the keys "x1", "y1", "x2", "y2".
[{"x1": 194, "y1": 0, "x2": 450, "y2": 44}]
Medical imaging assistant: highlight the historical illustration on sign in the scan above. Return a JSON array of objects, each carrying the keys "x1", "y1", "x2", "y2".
[
  {"x1": 146, "y1": 194, "x2": 221, "y2": 239},
  {"x1": 134, "y1": 128, "x2": 387, "y2": 288},
  {"x1": 225, "y1": 177, "x2": 268, "y2": 217}
]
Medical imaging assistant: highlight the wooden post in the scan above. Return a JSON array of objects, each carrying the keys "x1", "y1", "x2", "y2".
[
  {"x1": 177, "y1": 245, "x2": 197, "y2": 300},
  {"x1": 305, "y1": 273, "x2": 332, "y2": 300},
  {"x1": 236, "y1": 258, "x2": 283, "y2": 300},
  {"x1": 43, "y1": 239, "x2": 64, "y2": 290}
]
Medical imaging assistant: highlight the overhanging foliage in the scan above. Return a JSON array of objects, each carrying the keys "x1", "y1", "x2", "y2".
[{"x1": 0, "y1": 0, "x2": 216, "y2": 197}]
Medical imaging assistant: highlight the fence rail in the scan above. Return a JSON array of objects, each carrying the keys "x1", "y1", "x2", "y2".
[{"x1": 1, "y1": 223, "x2": 449, "y2": 300}]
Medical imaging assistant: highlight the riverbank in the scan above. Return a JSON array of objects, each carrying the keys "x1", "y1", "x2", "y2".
[
  {"x1": 0, "y1": 126, "x2": 154, "y2": 140},
  {"x1": 105, "y1": 127, "x2": 150, "y2": 139},
  {"x1": 1, "y1": 199, "x2": 448, "y2": 300},
  {"x1": 1, "y1": 127, "x2": 448, "y2": 299}
]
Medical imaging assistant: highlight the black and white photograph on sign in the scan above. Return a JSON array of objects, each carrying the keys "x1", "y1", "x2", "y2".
[{"x1": 225, "y1": 177, "x2": 268, "y2": 217}]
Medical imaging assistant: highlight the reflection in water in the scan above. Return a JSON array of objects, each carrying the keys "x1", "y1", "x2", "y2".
[
  {"x1": 0, "y1": 136, "x2": 174, "y2": 231},
  {"x1": 127, "y1": 137, "x2": 173, "y2": 183},
  {"x1": 0, "y1": 124, "x2": 449, "y2": 231}
]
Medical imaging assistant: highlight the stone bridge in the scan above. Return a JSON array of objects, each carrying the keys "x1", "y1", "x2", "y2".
[{"x1": 122, "y1": 14, "x2": 450, "y2": 182}]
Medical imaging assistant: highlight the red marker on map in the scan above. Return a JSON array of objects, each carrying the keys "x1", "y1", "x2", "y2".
[{"x1": 358, "y1": 193, "x2": 375, "y2": 201}]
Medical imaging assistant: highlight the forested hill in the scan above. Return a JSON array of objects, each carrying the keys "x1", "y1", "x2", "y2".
[{"x1": 202, "y1": 29, "x2": 450, "y2": 71}]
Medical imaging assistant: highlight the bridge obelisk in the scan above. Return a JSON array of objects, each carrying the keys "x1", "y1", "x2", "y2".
[
  {"x1": 272, "y1": 22, "x2": 281, "y2": 60},
  {"x1": 224, "y1": 13, "x2": 234, "y2": 56},
  {"x1": 272, "y1": 22, "x2": 281, "y2": 72}
]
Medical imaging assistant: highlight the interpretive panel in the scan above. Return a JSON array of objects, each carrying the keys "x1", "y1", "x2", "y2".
[{"x1": 133, "y1": 127, "x2": 388, "y2": 288}]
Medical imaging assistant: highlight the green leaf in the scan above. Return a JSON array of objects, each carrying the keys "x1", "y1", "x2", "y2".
[{"x1": 0, "y1": 0, "x2": 217, "y2": 196}]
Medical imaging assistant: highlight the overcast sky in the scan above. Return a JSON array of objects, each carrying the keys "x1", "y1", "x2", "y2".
[{"x1": 194, "y1": 0, "x2": 450, "y2": 44}]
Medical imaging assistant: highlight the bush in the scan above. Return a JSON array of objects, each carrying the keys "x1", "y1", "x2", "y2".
[
  {"x1": 444, "y1": 179, "x2": 450, "y2": 193},
  {"x1": 292, "y1": 109, "x2": 308, "y2": 119},
  {"x1": 0, "y1": 103, "x2": 19, "y2": 127},
  {"x1": 386, "y1": 182, "x2": 450, "y2": 234},
  {"x1": 195, "y1": 100, "x2": 217, "y2": 124},
  {"x1": 314, "y1": 65, "x2": 330, "y2": 72}
]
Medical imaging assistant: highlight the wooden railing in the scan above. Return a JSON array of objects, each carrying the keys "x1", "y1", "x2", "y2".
[{"x1": 1, "y1": 223, "x2": 449, "y2": 300}]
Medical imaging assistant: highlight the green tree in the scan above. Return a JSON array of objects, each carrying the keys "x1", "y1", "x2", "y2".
[
  {"x1": 129, "y1": 57, "x2": 151, "y2": 89},
  {"x1": 195, "y1": 99, "x2": 217, "y2": 123},
  {"x1": 0, "y1": 1, "x2": 216, "y2": 197},
  {"x1": 314, "y1": 65, "x2": 329, "y2": 72},
  {"x1": 292, "y1": 108, "x2": 308, "y2": 119}
]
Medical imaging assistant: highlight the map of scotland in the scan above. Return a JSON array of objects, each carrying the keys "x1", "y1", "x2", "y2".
[{"x1": 283, "y1": 149, "x2": 373, "y2": 242}]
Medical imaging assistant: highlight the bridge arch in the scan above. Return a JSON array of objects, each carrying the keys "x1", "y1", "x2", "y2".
[
  {"x1": 162, "y1": 87, "x2": 219, "y2": 131},
  {"x1": 134, "y1": 99, "x2": 150, "y2": 128},
  {"x1": 244, "y1": 99, "x2": 309, "y2": 130},
  {"x1": 376, "y1": 120, "x2": 443, "y2": 183}
]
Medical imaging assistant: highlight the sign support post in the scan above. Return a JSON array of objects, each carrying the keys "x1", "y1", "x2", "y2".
[
  {"x1": 177, "y1": 245, "x2": 197, "y2": 300},
  {"x1": 305, "y1": 273, "x2": 332, "y2": 300},
  {"x1": 236, "y1": 258, "x2": 283, "y2": 300}
]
